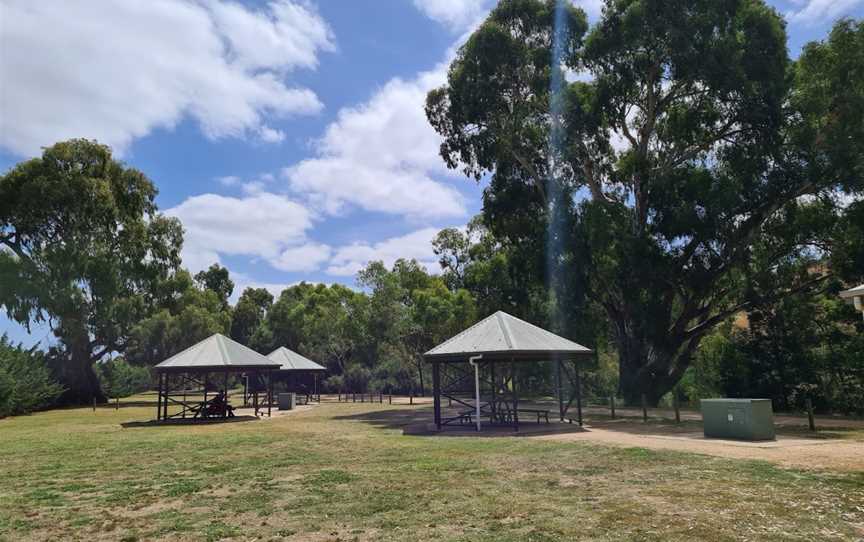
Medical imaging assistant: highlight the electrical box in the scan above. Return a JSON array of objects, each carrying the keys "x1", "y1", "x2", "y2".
[
  {"x1": 278, "y1": 392, "x2": 296, "y2": 410},
  {"x1": 700, "y1": 398, "x2": 775, "y2": 441}
]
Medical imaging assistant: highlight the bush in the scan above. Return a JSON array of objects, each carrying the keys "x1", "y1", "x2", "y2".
[
  {"x1": 0, "y1": 335, "x2": 64, "y2": 417},
  {"x1": 95, "y1": 357, "x2": 152, "y2": 398}
]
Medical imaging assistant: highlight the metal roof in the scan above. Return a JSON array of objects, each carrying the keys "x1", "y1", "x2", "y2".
[
  {"x1": 154, "y1": 334, "x2": 280, "y2": 372},
  {"x1": 840, "y1": 284, "x2": 864, "y2": 299},
  {"x1": 266, "y1": 347, "x2": 326, "y2": 372},
  {"x1": 424, "y1": 311, "x2": 592, "y2": 362}
]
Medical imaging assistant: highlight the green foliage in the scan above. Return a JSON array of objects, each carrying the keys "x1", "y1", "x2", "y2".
[
  {"x1": 125, "y1": 270, "x2": 231, "y2": 365},
  {"x1": 229, "y1": 287, "x2": 273, "y2": 346},
  {"x1": 194, "y1": 264, "x2": 234, "y2": 309},
  {"x1": 94, "y1": 357, "x2": 152, "y2": 399},
  {"x1": 428, "y1": 0, "x2": 864, "y2": 404},
  {"x1": 0, "y1": 139, "x2": 183, "y2": 403},
  {"x1": 0, "y1": 335, "x2": 64, "y2": 417}
]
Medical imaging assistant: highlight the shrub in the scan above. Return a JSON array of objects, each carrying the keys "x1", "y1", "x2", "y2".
[
  {"x1": 0, "y1": 335, "x2": 64, "y2": 417},
  {"x1": 95, "y1": 357, "x2": 152, "y2": 398}
]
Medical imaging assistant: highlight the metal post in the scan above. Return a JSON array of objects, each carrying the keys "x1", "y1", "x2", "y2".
[{"x1": 432, "y1": 361, "x2": 441, "y2": 429}]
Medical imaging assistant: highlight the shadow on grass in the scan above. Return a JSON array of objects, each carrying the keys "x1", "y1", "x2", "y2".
[
  {"x1": 332, "y1": 406, "x2": 589, "y2": 438},
  {"x1": 120, "y1": 415, "x2": 260, "y2": 428}
]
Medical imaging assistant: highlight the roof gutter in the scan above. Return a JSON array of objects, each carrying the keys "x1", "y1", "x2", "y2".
[{"x1": 469, "y1": 354, "x2": 483, "y2": 432}]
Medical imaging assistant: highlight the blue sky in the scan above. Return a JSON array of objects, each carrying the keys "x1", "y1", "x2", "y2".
[{"x1": 1, "y1": 0, "x2": 862, "y2": 346}]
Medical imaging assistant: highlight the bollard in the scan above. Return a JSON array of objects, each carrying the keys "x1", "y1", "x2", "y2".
[
  {"x1": 642, "y1": 394, "x2": 648, "y2": 423},
  {"x1": 806, "y1": 397, "x2": 816, "y2": 432},
  {"x1": 379, "y1": 392, "x2": 383, "y2": 403},
  {"x1": 115, "y1": 397, "x2": 120, "y2": 411},
  {"x1": 610, "y1": 396, "x2": 616, "y2": 419},
  {"x1": 388, "y1": 395, "x2": 392, "y2": 404},
  {"x1": 410, "y1": 394, "x2": 414, "y2": 405},
  {"x1": 93, "y1": 397, "x2": 96, "y2": 412}
]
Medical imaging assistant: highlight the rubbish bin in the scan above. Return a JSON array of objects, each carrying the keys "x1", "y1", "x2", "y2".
[
  {"x1": 701, "y1": 398, "x2": 775, "y2": 440},
  {"x1": 278, "y1": 393, "x2": 296, "y2": 411}
]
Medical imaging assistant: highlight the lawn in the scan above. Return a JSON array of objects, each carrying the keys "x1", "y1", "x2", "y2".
[{"x1": 1, "y1": 398, "x2": 863, "y2": 541}]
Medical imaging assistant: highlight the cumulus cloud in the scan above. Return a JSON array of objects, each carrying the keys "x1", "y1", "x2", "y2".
[
  {"x1": 165, "y1": 192, "x2": 318, "y2": 273},
  {"x1": 413, "y1": 0, "x2": 489, "y2": 31},
  {"x1": 787, "y1": 0, "x2": 864, "y2": 24},
  {"x1": 326, "y1": 228, "x2": 444, "y2": 277},
  {"x1": 271, "y1": 243, "x2": 333, "y2": 272},
  {"x1": 0, "y1": 0, "x2": 335, "y2": 156},
  {"x1": 284, "y1": 66, "x2": 468, "y2": 219}
]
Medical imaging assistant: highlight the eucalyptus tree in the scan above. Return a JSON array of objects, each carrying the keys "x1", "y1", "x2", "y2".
[
  {"x1": 427, "y1": 1, "x2": 864, "y2": 403},
  {"x1": 0, "y1": 140, "x2": 183, "y2": 402}
]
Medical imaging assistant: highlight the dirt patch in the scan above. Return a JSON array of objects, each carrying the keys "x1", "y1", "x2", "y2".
[{"x1": 536, "y1": 419, "x2": 864, "y2": 471}]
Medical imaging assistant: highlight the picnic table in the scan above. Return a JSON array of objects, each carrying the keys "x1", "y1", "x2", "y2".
[{"x1": 190, "y1": 393, "x2": 235, "y2": 419}]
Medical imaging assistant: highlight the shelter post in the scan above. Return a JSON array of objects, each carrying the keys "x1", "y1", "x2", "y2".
[
  {"x1": 267, "y1": 370, "x2": 272, "y2": 417},
  {"x1": 511, "y1": 359, "x2": 519, "y2": 432},
  {"x1": 556, "y1": 359, "x2": 564, "y2": 422},
  {"x1": 574, "y1": 361, "x2": 583, "y2": 426},
  {"x1": 155, "y1": 372, "x2": 163, "y2": 421},
  {"x1": 432, "y1": 361, "x2": 441, "y2": 429},
  {"x1": 223, "y1": 371, "x2": 229, "y2": 418}
]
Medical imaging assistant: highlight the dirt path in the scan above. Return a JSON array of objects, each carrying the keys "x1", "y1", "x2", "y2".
[{"x1": 536, "y1": 419, "x2": 864, "y2": 472}]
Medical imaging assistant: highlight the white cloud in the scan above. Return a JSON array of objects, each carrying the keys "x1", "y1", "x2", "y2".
[
  {"x1": 284, "y1": 66, "x2": 467, "y2": 219},
  {"x1": 272, "y1": 243, "x2": 333, "y2": 272},
  {"x1": 217, "y1": 175, "x2": 242, "y2": 187},
  {"x1": 0, "y1": 0, "x2": 335, "y2": 157},
  {"x1": 326, "y1": 227, "x2": 443, "y2": 277},
  {"x1": 788, "y1": 0, "x2": 864, "y2": 23},
  {"x1": 165, "y1": 192, "x2": 317, "y2": 273},
  {"x1": 413, "y1": 0, "x2": 489, "y2": 31}
]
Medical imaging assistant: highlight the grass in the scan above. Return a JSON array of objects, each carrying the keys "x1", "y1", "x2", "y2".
[{"x1": 0, "y1": 397, "x2": 863, "y2": 541}]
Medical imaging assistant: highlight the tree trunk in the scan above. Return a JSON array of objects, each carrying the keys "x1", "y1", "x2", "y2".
[
  {"x1": 53, "y1": 319, "x2": 106, "y2": 405},
  {"x1": 615, "y1": 325, "x2": 697, "y2": 407}
]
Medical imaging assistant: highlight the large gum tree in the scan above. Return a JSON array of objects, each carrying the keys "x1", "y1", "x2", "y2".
[
  {"x1": 426, "y1": 0, "x2": 864, "y2": 404},
  {"x1": 0, "y1": 140, "x2": 183, "y2": 403}
]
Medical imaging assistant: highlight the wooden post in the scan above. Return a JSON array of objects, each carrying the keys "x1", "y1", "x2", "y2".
[
  {"x1": 116, "y1": 396, "x2": 120, "y2": 411},
  {"x1": 642, "y1": 394, "x2": 648, "y2": 423},
  {"x1": 388, "y1": 395, "x2": 392, "y2": 404},
  {"x1": 432, "y1": 362, "x2": 441, "y2": 429},
  {"x1": 556, "y1": 359, "x2": 565, "y2": 422},
  {"x1": 155, "y1": 372, "x2": 163, "y2": 421},
  {"x1": 673, "y1": 389, "x2": 680, "y2": 424},
  {"x1": 610, "y1": 396, "x2": 616, "y2": 419},
  {"x1": 223, "y1": 371, "x2": 229, "y2": 419},
  {"x1": 410, "y1": 392, "x2": 414, "y2": 405},
  {"x1": 574, "y1": 362, "x2": 583, "y2": 427},
  {"x1": 807, "y1": 396, "x2": 816, "y2": 432},
  {"x1": 92, "y1": 396, "x2": 96, "y2": 412},
  {"x1": 267, "y1": 370, "x2": 272, "y2": 417}
]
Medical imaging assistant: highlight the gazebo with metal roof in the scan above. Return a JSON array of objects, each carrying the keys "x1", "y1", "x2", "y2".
[
  {"x1": 153, "y1": 333, "x2": 280, "y2": 421},
  {"x1": 424, "y1": 311, "x2": 593, "y2": 432},
  {"x1": 841, "y1": 284, "x2": 864, "y2": 321},
  {"x1": 243, "y1": 347, "x2": 327, "y2": 405}
]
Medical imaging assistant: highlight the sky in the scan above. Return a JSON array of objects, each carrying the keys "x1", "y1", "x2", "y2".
[{"x1": 1, "y1": 0, "x2": 862, "y2": 347}]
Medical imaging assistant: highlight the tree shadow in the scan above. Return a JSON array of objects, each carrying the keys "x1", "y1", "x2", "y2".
[{"x1": 120, "y1": 415, "x2": 260, "y2": 428}]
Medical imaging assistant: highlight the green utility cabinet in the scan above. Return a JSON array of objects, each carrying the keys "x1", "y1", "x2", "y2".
[
  {"x1": 700, "y1": 399, "x2": 775, "y2": 441},
  {"x1": 278, "y1": 393, "x2": 296, "y2": 410}
]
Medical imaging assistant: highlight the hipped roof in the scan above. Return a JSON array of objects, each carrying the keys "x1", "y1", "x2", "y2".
[
  {"x1": 424, "y1": 311, "x2": 592, "y2": 362},
  {"x1": 266, "y1": 347, "x2": 326, "y2": 372},
  {"x1": 154, "y1": 334, "x2": 280, "y2": 372}
]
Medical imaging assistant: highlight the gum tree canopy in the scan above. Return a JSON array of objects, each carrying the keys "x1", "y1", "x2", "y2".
[
  {"x1": 0, "y1": 140, "x2": 183, "y2": 403},
  {"x1": 427, "y1": 0, "x2": 864, "y2": 403}
]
